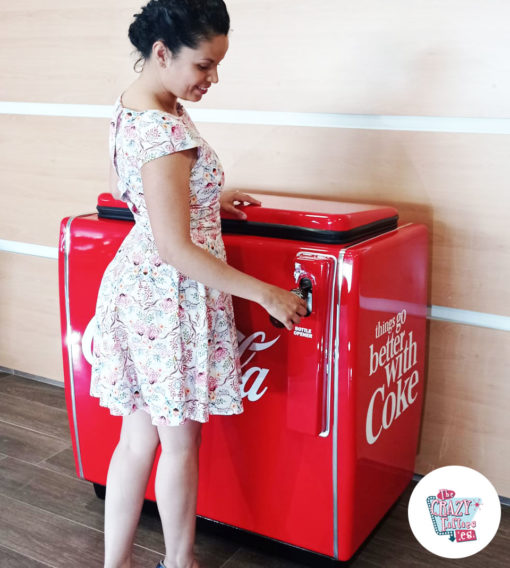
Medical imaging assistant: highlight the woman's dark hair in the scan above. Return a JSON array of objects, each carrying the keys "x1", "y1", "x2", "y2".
[{"x1": 128, "y1": 0, "x2": 230, "y2": 70}]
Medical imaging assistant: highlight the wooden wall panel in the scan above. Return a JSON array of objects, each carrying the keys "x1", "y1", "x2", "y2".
[
  {"x1": 2, "y1": 114, "x2": 509, "y2": 316},
  {"x1": 0, "y1": 1, "x2": 509, "y2": 117},
  {"x1": 0, "y1": 0, "x2": 137, "y2": 105},
  {"x1": 221, "y1": 0, "x2": 510, "y2": 117},
  {"x1": 0, "y1": 114, "x2": 109, "y2": 246},
  {"x1": 0, "y1": 253, "x2": 62, "y2": 382},
  {"x1": 416, "y1": 320, "x2": 510, "y2": 496}
]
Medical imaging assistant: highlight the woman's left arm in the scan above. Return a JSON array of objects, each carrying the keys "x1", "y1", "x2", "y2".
[{"x1": 220, "y1": 190, "x2": 261, "y2": 220}]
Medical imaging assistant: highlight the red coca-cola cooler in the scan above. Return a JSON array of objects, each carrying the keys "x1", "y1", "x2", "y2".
[{"x1": 58, "y1": 192, "x2": 428, "y2": 561}]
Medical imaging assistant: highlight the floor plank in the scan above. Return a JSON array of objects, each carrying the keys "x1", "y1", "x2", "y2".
[
  {"x1": 0, "y1": 544, "x2": 53, "y2": 568},
  {"x1": 0, "y1": 374, "x2": 65, "y2": 410},
  {"x1": 0, "y1": 493, "x2": 162, "y2": 568},
  {"x1": 0, "y1": 456, "x2": 162, "y2": 550},
  {"x1": 37, "y1": 447, "x2": 79, "y2": 479},
  {"x1": 193, "y1": 534, "x2": 240, "y2": 568},
  {"x1": 0, "y1": 421, "x2": 69, "y2": 464},
  {"x1": 0, "y1": 392, "x2": 70, "y2": 441}
]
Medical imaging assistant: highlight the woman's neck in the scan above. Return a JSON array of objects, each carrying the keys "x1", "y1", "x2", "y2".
[{"x1": 123, "y1": 71, "x2": 179, "y2": 115}]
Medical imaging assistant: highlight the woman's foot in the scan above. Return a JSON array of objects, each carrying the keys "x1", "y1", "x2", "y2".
[{"x1": 156, "y1": 560, "x2": 199, "y2": 568}]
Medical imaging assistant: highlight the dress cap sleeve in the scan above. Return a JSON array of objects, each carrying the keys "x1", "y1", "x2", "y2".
[{"x1": 137, "y1": 112, "x2": 200, "y2": 167}]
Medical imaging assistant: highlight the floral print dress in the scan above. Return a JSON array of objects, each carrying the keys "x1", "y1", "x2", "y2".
[{"x1": 90, "y1": 95, "x2": 243, "y2": 426}]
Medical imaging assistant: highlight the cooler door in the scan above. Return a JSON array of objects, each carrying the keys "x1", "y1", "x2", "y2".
[
  {"x1": 197, "y1": 235, "x2": 338, "y2": 557},
  {"x1": 335, "y1": 224, "x2": 428, "y2": 560}
]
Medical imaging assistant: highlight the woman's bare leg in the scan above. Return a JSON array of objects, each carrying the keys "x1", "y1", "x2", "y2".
[
  {"x1": 156, "y1": 419, "x2": 202, "y2": 568},
  {"x1": 104, "y1": 409, "x2": 159, "y2": 568}
]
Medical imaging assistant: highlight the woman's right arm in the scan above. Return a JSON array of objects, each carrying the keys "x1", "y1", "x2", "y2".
[
  {"x1": 109, "y1": 162, "x2": 122, "y2": 200},
  {"x1": 142, "y1": 150, "x2": 307, "y2": 331}
]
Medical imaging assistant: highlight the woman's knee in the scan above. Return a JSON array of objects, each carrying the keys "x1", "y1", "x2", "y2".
[
  {"x1": 118, "y1": 409, "x2": 160, "y2": 455},
  {"x1": 157, "y1": 419, "x2": 202, "y2": 455}
]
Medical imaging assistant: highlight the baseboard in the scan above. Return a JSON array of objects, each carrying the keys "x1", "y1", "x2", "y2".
[{"x1": 0, "y1": 365, "x2": 64, "y2": 388}]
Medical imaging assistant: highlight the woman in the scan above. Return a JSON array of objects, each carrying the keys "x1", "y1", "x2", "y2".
[{"x1": 90, "y1": 1, "x2": 307, "y2": 567}]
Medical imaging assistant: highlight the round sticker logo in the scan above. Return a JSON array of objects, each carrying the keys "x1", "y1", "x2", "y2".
[{"x1": 408, "y1": 466, "x2": 501, "y2": 558}]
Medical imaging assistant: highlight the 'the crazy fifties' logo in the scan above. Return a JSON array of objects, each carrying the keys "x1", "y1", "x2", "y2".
[
  {"x1": 408, "y1": 466, "x2": 501, "y2": 559},
  {"x1": 426, "y1": 489, "x2": 482, "y2": 544}
]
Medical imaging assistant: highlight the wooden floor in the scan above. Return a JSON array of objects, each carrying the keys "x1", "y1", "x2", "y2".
[{"x1": 0, "y1": 372, "x2": 508, "y2": 568}]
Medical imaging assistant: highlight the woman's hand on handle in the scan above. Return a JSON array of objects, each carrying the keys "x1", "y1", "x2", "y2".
[
  {"x1": 220, "y1": 190, "x2": 261, "y2": 220},
  {"x1": 260, "y1": 285, "x2": 308, "y2": 331}
]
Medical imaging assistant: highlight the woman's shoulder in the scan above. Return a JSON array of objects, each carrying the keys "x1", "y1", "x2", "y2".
[{"x1": 111, "y1": 93, "x2": 201, "y2": 154}]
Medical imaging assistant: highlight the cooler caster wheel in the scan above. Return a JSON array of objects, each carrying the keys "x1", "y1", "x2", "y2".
[{"x1": 93, "y1": 482, "x2": 106, "y2": 500}]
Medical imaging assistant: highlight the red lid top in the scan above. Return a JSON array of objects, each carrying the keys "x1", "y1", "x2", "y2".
[
  {"x1": 98, "y1": 193, "x2": 128, "y2": 208},
  {"x1": 97, "y1": 192, "x2": 398, "y2": 244},
  {"x1": 222, "y1": 193, "x2": 397, "y2": 232}
]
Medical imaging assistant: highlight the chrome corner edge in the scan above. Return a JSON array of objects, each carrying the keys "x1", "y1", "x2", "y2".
[
  {"x1": 331, "y1": 248, "x2": 346, "y2": 560},
  {"x1": 63, "y1": 216, "x2": 85, "y2": 479}
]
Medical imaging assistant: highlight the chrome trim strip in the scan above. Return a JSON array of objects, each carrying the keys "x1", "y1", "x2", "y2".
[
  {"x1": 320, "y1": 255, "x2": 337, "y2": 438},
  {"x1": 64, "y1": 215, "x2": 84, "y2": 479},
  {"x1": 332, "y1": 250, "x2": 344, "y2": 560}
]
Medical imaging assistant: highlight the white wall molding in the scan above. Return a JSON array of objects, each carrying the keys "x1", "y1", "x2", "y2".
[
  {"x1": 0, "y1": 239, "x2": 58, "y2": 259},
  {"x1": 0, "y1": 102, "x2": 112, "y2": 119},
  {"x1": 1, "y1": 238, "x2": 509, "y2": 332},
  {"x1": 428, "y1": 305, "x2": 510, "y2": 332},
  {"x1": 1, "y1": 101, "x2": 509, "y2": 134}
]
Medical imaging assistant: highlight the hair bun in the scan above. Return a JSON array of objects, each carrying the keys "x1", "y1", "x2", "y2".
[
  {"x1": 127, "y1": 0, "x2": 230, "y2": 70},
  {"x1": 128, "y1": 1, "x2": 161, "y2": 57}
]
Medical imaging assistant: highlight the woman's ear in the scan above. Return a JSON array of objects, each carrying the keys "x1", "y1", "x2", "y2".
[{"x1": 152, "y1": 41, "x2": 170, "y2": 67}]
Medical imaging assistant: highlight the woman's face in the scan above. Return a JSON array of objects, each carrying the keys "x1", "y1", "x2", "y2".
[{"x1": 161, "y1": 35, "x2": 229, "y2": 102}]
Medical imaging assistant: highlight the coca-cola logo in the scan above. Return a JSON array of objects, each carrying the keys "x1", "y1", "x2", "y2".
[
  {"x1": 82, "y1": 317, "x2": 280, "y2": 402},
  {"x1": 236, "y1": 330, "x2": 280, "y2": 401}
]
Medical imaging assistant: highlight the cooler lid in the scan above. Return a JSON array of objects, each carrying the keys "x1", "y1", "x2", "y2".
[
  {"x1": 221, "y1": 194, "x2": 398, "y2": 244},
  {"x1": 96, "y1": 192, "x2": 398, "y2": 244}
]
